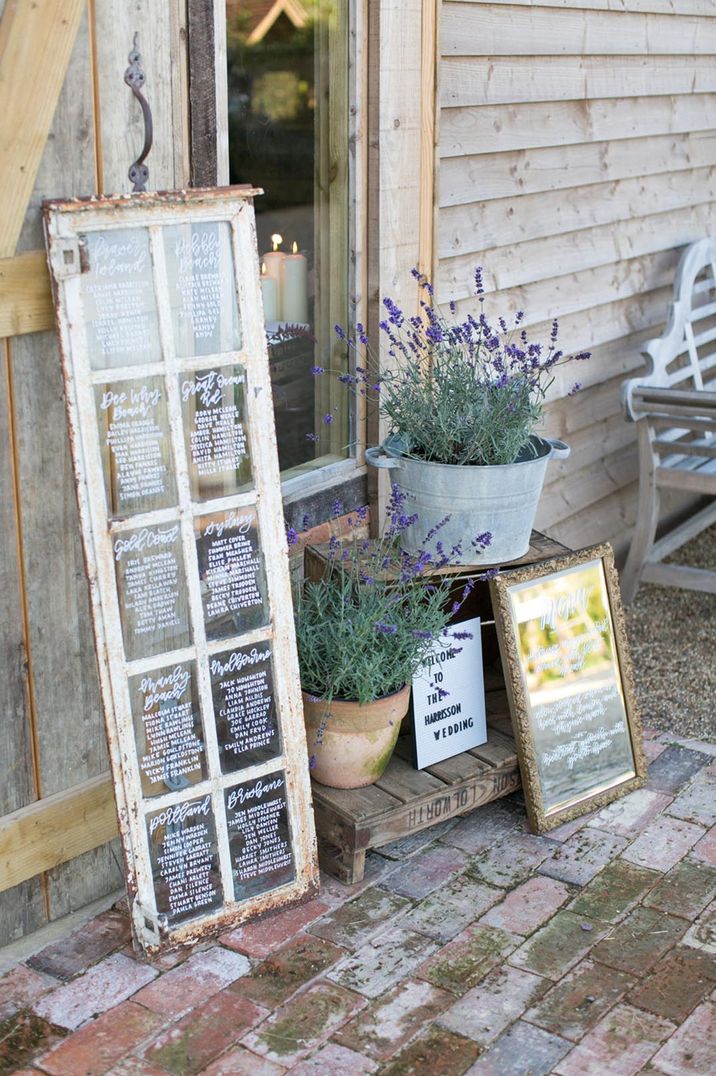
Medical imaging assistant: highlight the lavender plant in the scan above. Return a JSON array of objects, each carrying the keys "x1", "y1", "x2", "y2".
[
  {"x1": 331, "y1": 267, "x2": 590, "y2": 467},
  {"x1": 291, "y1": 490, "x2": 490, "y2": 705}
]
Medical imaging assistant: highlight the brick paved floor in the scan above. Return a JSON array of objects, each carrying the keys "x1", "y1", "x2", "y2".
[{"x1": 2, "y1": 727, "x2": 716, "y2": 1076}]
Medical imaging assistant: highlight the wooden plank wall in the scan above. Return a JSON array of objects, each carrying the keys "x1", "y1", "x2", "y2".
[
  {"x1": 436, "y1": 0, "x2": 716, "y2": 555},
  {"x1": 0, "y1": 0, "x2": 188, "y2": 946}
]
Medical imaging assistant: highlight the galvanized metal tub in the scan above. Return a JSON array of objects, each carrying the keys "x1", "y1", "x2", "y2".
[{"x1": 366, "y1": 435, "x2": 570, "y2": 565}]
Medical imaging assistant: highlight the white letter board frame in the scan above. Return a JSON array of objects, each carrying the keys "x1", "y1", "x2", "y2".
[{"x1": 43, "y1": 188, "x2": 319, "y2": 955}]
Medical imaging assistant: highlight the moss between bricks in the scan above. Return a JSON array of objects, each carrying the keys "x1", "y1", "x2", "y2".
[{"x1": 0, "y1": 1010, "x2": 66, "y2": 1074}]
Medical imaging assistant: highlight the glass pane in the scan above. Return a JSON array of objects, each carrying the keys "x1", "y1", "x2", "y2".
[
  {"x1": 113, "y1": 522, "x2": 192, "y2": 660},
  {"x1": 80, "y1": 228, "x2": 161, "y2": 369},
  {"x1": 227, "y1": 2, "x2": 350, "y2": 474},
  {"x1": 225, "y1": 771, "x2": 294, "y2": 900},
  {"x1": 130, "y1": 662, "x2": 206, "y2": 799},
  {"x1": 95, "y1": 377, "x2": 177, "y2": 517},
  {"x1": 508, "y1": 560, "x2": 636, "y2": 815},
  {"x1": 210, "y1": 643, "x2": 280, "y2": 773},
  {"x1": 147, "y1": 794, "x2": 223, "y2": 924},
  {"x1": 163, "y1": 222, "x2": 242, "y2": 357},
  {"x1": 180, "y1": 365, "x2": 253, "y2": 501},
  {"x1": 194, "y1": 508, "x2": 268, "y2": 641}
]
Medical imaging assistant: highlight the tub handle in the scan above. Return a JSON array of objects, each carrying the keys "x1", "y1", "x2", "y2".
[
  {"x1": 365, "y1": 445, "x2": 404, "y2": 469},
  {"x1": 548, "y1": 438, "x2": 570, "y2": 460}
]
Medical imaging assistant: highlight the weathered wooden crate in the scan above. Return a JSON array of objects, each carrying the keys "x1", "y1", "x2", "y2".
[{"x1": 305, "y1": 530, "x2": 569, "y2": 883}]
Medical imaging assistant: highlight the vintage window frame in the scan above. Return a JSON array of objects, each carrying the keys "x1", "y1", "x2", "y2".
[
  {"x1": 44, "y1": 188, "x2": 319, "y2": 954},
  {"x1": 490, "y1": 543, "x2": 647, "y2": 835},
  {"x1": 190, "y1": 0, "x2": 369, "y2": 511}
]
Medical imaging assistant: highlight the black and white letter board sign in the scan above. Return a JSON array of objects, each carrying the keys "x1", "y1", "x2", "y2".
[{"x1": 44, "y1": 188, "x2": 318, "y2": 954}]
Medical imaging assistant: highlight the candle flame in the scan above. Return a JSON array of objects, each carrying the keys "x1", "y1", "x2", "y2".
[
  {"x1": 261, "y1": 262, "x2": 267, "y2": 276},
  {"x1": 271, "y1": 233, "x2": 283, "y2": 252},
  {"x1": 292, "y1": 241, "x2": 298, "y2": 254}
]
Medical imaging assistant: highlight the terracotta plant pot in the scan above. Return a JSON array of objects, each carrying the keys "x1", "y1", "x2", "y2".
[{"x1": 302, "y1": 684, "x2": 411, "y2": 789}]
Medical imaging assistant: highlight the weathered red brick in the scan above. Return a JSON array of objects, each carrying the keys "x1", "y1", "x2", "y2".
[
  {"x1": 524, "y1": 959, "x2": 634, "y2": 1043},
  {"x1": 37, "y1": 1000, "x2": 164, "y2": 1076},
  {"x1": 651, "y1": 1000, "x2": 716, "y2": 1074},
  {"x1": 32, "y1": 953, "x2": 157, "y2": 1031},
  {"x1": 328, "y1": 927, "x2": 437, "y2": 999},
  {"x1": 480, "y1": 876, "x2": 571, "y2": 935},
  {"x1": 589, "y1": 906, "x2": 686, "y2": 975},
  {"x1": 240, "y1": 980, "x2": 365, "y2": 1066},
  {"x1": 439, "y1": 965, "x2": 549, "y2": 1048},
  {"x1": 230, "y1": 932, "x2": 344, "y2": 1008},
  {"x1": 0, "y1": 964, "x2": 57, "y2": 1021},
  {"x1": 629, "y1": 945, "x2": 716, "y2": 1023},
  {"x1": 334, "y1": 978, "x2": 453, "y2": 1060},
  {"x1": 417, "y1": 924, "x2": 519, "y2": 995},
  {"x1": 508, "y1": 912, "x2": 606, "y2": 981},
  {"x1": 27, "y1": 913, "x2": 131, "y2": 981},
  {"x1": 219, "y1": 899, "x2": 331, "y2": 958},
  {"x1": 553, "y1": 1003, "x2": 675, "y2": 1075},
  {"x1": 142, "y1": 990, "x2": 266, "y2": 1075},
  {"x1": 308, "y1": 888, "x2": 409, "y2": 950},
  {"x1": 622, "y1": 815, "x2": 705, "y2": 873},
  {"x1": 132, "y1": 946, "x2": 250, "y2": 1018}
]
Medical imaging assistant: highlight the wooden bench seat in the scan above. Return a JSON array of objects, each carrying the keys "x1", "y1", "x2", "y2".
[{"x1": 621, "y1": 238, "x2": 716, "y2": 602}]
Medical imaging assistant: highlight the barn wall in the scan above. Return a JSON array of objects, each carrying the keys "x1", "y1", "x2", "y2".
[
  {"x1": 0, "y1": 0, "x2": 188, "y2": 945},
  {"x1": 436, "y1": 0, "x2": 716, "y2": 555}
]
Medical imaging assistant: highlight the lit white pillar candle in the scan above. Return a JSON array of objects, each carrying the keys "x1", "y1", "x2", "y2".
[
  {"x1": 281, "y1": 241, "x2": 308, "y2": 325},
  {"x1": 260, "y1": 263, "x2": 278, "y2": 324},
  {"x1": 261, "y1": 233, "x2": 285, "y2": 315}
]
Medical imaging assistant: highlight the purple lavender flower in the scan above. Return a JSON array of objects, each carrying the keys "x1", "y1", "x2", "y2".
[
  {"x1": 374, "y1": 622, "x2": 398, "y2": 635},
  {"x1": 286, "y1": 526, "x2": 299, "y2": 545},
  {"x1": 323, "y1": 413, "x2": 334, "y2": 425},
  {"x1": 311, "y1": 365, "x2": 324, "y2": 375}
]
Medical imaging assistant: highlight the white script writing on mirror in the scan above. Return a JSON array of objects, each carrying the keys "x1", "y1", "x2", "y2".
[
  {"x1": 114, "y1": 525, "x2": 180, "y2": 562},
  {"x1": 150, "y1": 794, "x2": 211, "y2": 835},
  {"x1": 227, "y1": 776, "x2": 284, "y2": 811},
  {"x1": 182, "y1": 370, "x2": 245, "y2": 408},
  {"x1": 210, "y1": 647, "x2": 271, "y2": 678}
]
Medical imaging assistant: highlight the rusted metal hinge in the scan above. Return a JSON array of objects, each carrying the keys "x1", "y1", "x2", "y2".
[{"x1": 48, "y1": 237, "x2": 88, "y2": 279}]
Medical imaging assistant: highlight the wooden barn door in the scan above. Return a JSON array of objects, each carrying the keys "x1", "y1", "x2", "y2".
[{"x1": 0, "y1": 0, "x2": 190, "y2": 945}]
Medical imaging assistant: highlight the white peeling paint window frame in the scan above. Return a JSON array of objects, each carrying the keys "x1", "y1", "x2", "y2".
[{"x1": 43, "y1": 188, "x2": 319, "y2": 955}]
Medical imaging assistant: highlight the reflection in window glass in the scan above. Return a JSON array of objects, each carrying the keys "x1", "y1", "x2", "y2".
[
  {"x1": 227, "y1": 0, "x2": 351, "y2": 475},
  {"x1": 146, "y1": 794, "x2": 223, "y2": 924},
  {"x1": 163, "y1": 222, "x2": 242, "y2": 357},
  {"x1": 80, "y1": 229, "x2": 161, "y2": 370},
  {"x1": 180, "y1": 365, "x2": 254, "y2": 501},
  {"x1": 130, "y1": 661, "x2": 207, "y2": 799},
  {"x1": 95, "y1": 377, "x2": 177, "y2": 518},
  {"x1": 194, "y1": 507, "x2": 269, "y2": 641}
]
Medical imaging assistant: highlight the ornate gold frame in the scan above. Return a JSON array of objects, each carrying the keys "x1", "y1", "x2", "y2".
[{"x1": 490, "y1": 543, "x2": 646, "y2": 834}]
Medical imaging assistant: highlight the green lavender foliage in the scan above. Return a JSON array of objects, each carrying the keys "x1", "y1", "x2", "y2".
[
  {"x1": 331, "y1": 268, "x2": 590, "y2": 467},
  {"x1": 293, "y1": 494, "x2": 485, "y2": 705}
]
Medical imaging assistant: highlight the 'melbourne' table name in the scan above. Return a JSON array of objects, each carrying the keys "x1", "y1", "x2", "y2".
[{"x1": 210, "y1": 647, "x2": 271, "y2": 677}]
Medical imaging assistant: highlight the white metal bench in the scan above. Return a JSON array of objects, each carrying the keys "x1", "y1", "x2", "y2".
[{"x1": 621, "y1": 238, "x2": 716, "y2": 603}]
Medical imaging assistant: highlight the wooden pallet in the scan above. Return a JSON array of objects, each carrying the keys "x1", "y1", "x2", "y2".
[
  {"x1": 312, "y1": 687, "x2": 519, "y2": 883},
  {"x1": 308, "y1": 530, "x2": 570, "y2": 884}
]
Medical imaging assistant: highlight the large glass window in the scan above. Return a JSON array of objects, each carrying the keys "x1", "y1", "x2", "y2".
[{"x1": 227, "y1": 0, "x2": 351, "y2": 478}]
